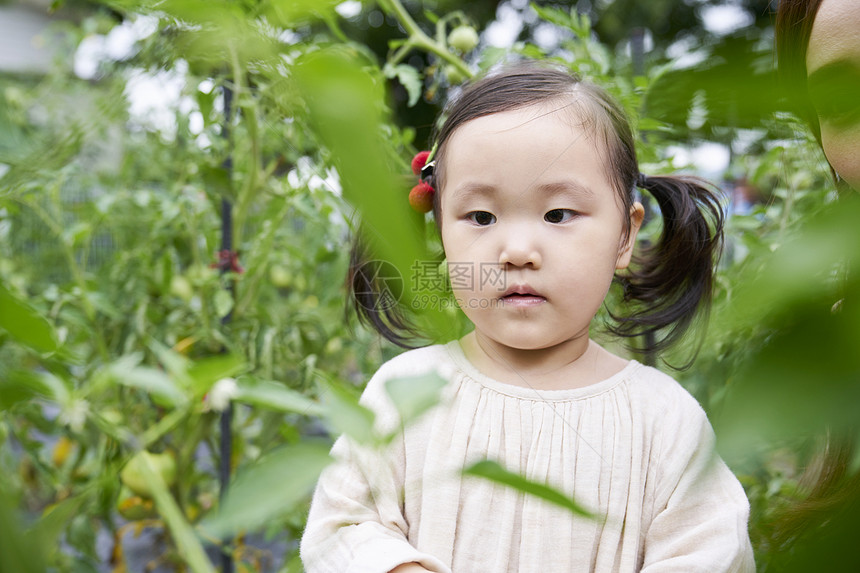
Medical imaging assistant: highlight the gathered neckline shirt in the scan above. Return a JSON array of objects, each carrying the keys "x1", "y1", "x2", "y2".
[{"x1": 301, "y1": 342, "x2": 755, "y2": 573}]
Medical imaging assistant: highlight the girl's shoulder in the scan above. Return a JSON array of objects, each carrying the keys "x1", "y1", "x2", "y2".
[
  {"x1": 365, "y1": 344, "x2": 453, "y2": 388},
  {"x1": 357, "y1": 344, "x2": 453, "y2": 414},
  {"x1": 628, "y1": 364, "x2": 704, "y2": 408},
  {"x1": 626, "y1": 364, "x2": 711, "y2": 436}
]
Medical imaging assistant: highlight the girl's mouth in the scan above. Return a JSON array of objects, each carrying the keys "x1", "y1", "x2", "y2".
[
  {"x1": 500, "y1": 286, "x2": 546, "y2": 306},
  {"x1": 501, "y1": 294, "x2": 546, "y2": 306}
]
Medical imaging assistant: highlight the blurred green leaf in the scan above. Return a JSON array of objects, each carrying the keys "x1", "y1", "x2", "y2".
[
  {"x1": 0, "y1": 283, "x2": 58, "y2": 354},
  {"x1": 1, "y1": 369, "x2": 70, "y2": 406},
  {"x1": 716, "y1": 298, "x2": 860, "y2": 459},
  {"x1": 0, "y1": 490, "x2": 47, "y2": 573},
  {"x1": 292, "y1": 48, "x2": 436, "y2": 324},
  {"x1": 187, "y1": 353, "x2": 246, "y2": 397},
  {"x1": 384, "y1": 371, "x2": 446, "y2": 425},
  {"x1": 114, "y1": 363, "x2": 189, "y2": 408},
  {"x1": 33, "y1": 489, "x2": 96, "y2": 549},
  {"x1": 201, "y1": 441, "x2": 332, "y2": 538},
  {"x1": 320, "y1": 381, "x2": 377, "y2": 445},
  {"x1": 726, "y1": 200, "x2": 860, "y2": 326},
  {"x1": 463, "y1": 460, "x2": 596, "y2": 518},
  {"x1": 234, "y1": 375, "x2": 324, "y2": 417},
  {"x1": 644, "y1": 34, "x2": 778, "y2": 135},
  {"x1": 0, "y1": 376, "x2": 38, "y2": 411},
  {"x1": 264, "y1": 0, "x2": 344, "y2": 27},
  {"x1": 213, "y1": 289, "x2": 234, "y2": 318},
  {"x1": 715, "y1": 198, "x2": 860, "y2": 460},
  {"x1": 530, "y1": 3, "x2": 573, "y2": 30}
]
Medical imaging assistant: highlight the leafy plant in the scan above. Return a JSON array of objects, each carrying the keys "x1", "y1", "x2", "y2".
[{"x1": 1, "y1": 1, "x2": 853, "y2": 571}]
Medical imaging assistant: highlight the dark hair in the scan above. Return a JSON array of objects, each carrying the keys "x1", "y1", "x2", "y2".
[
  {"x1": 775, "y1": 0, "x2": 825, "y2": 142},
  {"x1": 350, "y1": 63, "x2": 723, "y2": 355}
]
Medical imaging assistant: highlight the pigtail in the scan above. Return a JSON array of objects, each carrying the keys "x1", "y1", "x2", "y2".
[
  {"x1": 611, "y1": 174, "x2": 724, "y2": 357},
  {"x1": 347, "y1": 233, "x2": 421, "y2": 349}
]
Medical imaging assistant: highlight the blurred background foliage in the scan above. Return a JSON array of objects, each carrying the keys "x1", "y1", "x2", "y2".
[{"x1": 0, "y1": 0, "x2": 855, "y2": 571}]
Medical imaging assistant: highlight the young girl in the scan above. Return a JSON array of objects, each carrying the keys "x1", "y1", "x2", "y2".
[{"x1": 301, "y1": 64, "x2": 754, "y2": 573}]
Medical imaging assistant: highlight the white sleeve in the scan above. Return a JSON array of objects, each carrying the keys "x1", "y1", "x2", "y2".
[
  {"x1": 300, "y1": 371, "x2": 451, "y2": 573},
  {"x1": 641, "y1": 396, "x2": 755, "y2": 573}
]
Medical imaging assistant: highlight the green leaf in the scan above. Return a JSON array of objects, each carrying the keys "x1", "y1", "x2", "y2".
[
  {"x1": 214, "y1": 289, "x2": 234, "y2": 318},
  {"x1": 384, "y1": 371, "x2": 446, "y2": 425},
  {"x1": 33, "y1": 488, "x2": 96, "y2": 548},
  {"x1": 187, "y1": 353, "x2": 246, "y2": 397},
  {"x1": 463, "y1": 460, "x2": 597, "y2": 518},
  {"x1": 114, "y1": 365, "x2": 189, "y2": 408},
  {"x1": 264, "y1": 0, "x2": 343, "y2": 26},
  {"x1": 383, "y1": 63, "x2": 423, "y2": 108},
  {"x1": 0, "y1": 283, "x2": 59, "y2": 354},
  {"x1": 0, "y1": 490, "x2": 47, "y2": 573},
  {"x1": 530, "y1": 3, "x2": 572, "y2": 29},
  {"x1": 200, "y1": 165, "x2": 231, "y2": 200},
  {"x1": 293, "y1": 48, "x2": 450, "y2": 339},
  {"x1": 147, "y1": 340, "x2": 192, "y2": 386},
  {"x1": 321, "y1": 381, "x2": 376, "y2": 444},
  {"x1": 0, "y1": 369, "x2": 70, "y2": 410},
  {"x1": 1, "y1": 369, "x2": 70, "y2": 406},
  {"x1": 234, "y1": 376, "x2": 324, "y2": 417},
  {"x1": 201, "y1": 442, "x2": 332, "y2": 538},
  {"x1": 636, "y1": 117, "x2": 670, "y2": 133},
  {"x1": 61, "y1": 222, "x2": 91, "y2": 247}
]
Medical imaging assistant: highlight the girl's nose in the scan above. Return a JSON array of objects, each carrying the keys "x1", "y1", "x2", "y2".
[{"x1": 498, "y1": 234, "x2": 542, "y2": 269}]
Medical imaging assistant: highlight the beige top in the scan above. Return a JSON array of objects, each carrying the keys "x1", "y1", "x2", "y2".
[{"x1": 301, "y1": 342, "x2": 754, "y2": 573}]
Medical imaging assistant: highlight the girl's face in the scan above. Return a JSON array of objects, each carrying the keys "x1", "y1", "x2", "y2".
[
  {"x1": 807, "y1": 0, "x2": 860, "y2": 190},
  {"x1": 439, "y1": 102, "x2": 643, "y2": 353}
]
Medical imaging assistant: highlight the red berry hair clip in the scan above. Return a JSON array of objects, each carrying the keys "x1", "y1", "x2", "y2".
[{"x1": 409, "y1": 148, "x2": 436, "y2": 213}]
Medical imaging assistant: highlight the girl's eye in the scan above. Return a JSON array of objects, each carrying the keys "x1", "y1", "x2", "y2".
[
  {"x1": 544, "y1": 209, "x2": 576, "y2": 224},
  {"x1": 467, "y1": 211, "x2": 496, "y2": 226}
]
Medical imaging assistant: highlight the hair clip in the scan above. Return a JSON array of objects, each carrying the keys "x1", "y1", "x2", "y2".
[
  {"x1": 409, "y1": 150, "x2": 436, "y2": 213},
  {"x1": 420, "y1": 160, "x2": 435, "y2": 181}
]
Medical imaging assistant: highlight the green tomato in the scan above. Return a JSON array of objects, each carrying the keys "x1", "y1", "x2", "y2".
[
  {"x1": 448, "y1": 25, "x2": 479, "y2": 53},
  {"x1": 169, "y1": 275, "x2": 193, "y2": 301},
  {"x1": 445, "y1": 65, "x2": 468, "y2": 85},
  {"x1": 116, "y1": 485, "x2": 156, "y2": 520},
  {"x1": 303, "y1": 295, "x2": 319, "y2": 309},
  {"x1": 325, "y1": 337, "x2": 343, "y2": 354},
  {"x1": 269, "y1": 265, "x2": 292, "y2": 288},
  {"x1": 101, "y1": 408, "x2": 124, "y2": 426},
  {"x1": 120, "y1": 450, "x2": 177, "y2": 498}
]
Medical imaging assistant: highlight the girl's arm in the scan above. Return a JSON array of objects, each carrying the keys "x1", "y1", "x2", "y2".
[
  {"x1": 640, "y1": 392, "x2": 755, "y2": 572},
  {"x1": 300, "y1": 364, "x2": 451, "y2": 573}
]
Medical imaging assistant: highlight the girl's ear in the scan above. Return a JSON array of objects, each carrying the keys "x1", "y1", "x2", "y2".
[{"x1": 616, "y1": 202, "x2": 645, "y2": 270}]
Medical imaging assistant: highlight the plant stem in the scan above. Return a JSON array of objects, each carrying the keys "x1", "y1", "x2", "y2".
[
  {"x1": 378, "y1": 0, "x2": 473, "y2": 78},
  {"x1": 389, "y1": 40, "x2": 417, "y2": 66},
  {"x1": 234, "y1": 199, "x2": 291, "y2": 317},
  {"x1": 180, "y1": 199, "x2": 215, "y2": 344}
]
